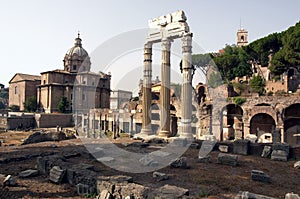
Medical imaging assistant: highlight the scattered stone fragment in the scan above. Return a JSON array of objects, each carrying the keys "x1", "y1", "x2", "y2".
[
  {"x1": 261, "y1": 146, "x2": 272, "y2": 158},
  {"x1": 3, "y1": 175, "x2": 16, "y2": 187},
  {"x1": 153, "y1": 171, "x2": 169, "y2": 181},
  {"x1": 198, "y1": 155, "x2": 211, "y2": 163},
  {"x1": 251, "y1": 170, "x2": 271, "y2": 183},
  {"x1": 76, "y1": 183, "x2": 96, "y2": 196},
  {"x1": 19, "y1": 169, "x2": 39, "y2": 178},
  {"x1": 217, "y1": 153, "x2": 238, "y2": 166},
  {"x1": 49, "y1": 166, "x2": 66, "y2": 183},
  {"x1": 245, "y1": 134, "x2": 257, "y2": 143},
  {"x1": 98, "y1": 189, "x2": 112, "y2": 199},
  {"x1": 233, "y1": 139, "x2": 249, "y2": 155},
  {"x1": 285, "y1": 192, "x2": 300, "y2": 199},
  {"x1": 219, "y1": 145, "x2": 229, "y2": 152},
  {"x1": 235, "y1": 191, "x2": 276, "y2": 199},
  {"x1": 151, "y1": 184, "x2": 189, "y2": 198},
  {"x1": 97, "y1": 157, "x2": 114, "y2": 163},
  {"x1": 271, "y1": 150, "x2": 288, "y2": 161},
  {"x1": 294, "y1": 161, "x2": 300, "y2": 169},
  {"x1": 170, "y1": 157, "x2": 189, "y2": 169}
]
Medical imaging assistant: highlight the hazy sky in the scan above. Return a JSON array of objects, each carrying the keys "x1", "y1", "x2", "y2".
[{"x1": 1, "y1": 0, "x2": 299, "y2": 92}]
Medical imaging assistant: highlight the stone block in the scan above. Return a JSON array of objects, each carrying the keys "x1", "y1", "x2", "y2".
[
  {"x1": 233, "y1": 139, "x2": 249, "y2": 155},
  {"x1": 245, "y1": 134, "x2": 257, "y2": 143},
  {"x1": 149, "y1": 184, "x2": 189, "y2": 198},
  {"x1": 170, "y1": 157, "x2": 189, "y2": 169},
  {"x1": 199, "y1": 140, "x2": 216, "y2": 158},
  {"x1": 219, "y1": 145, "x2": 229, "y2": 153},
  {"x1": 19, "y1": 169, "x2": 39, "y2": 178},
  {"x1": 97, "y1": 157, "x2": 114, "y2": 163},
  {"x1": 271, "y1": 150, "x2": 288, "y2": 161},
  {"x1": 251, "y1": 170, "x2": 271, "y2": 183},
  {"x1": 98, "y1": 189, "x2": 112, "y2": 199},
  {"x1": 285, "y1": 192, "x2": 300, "y2": 199},
  {"x1": 217, "y1": 153, "x2": 238, "y2": 166},
  {"x1": 261, "y1": 146, "x2": 272, "y2": 158},
  {"x1": 235, "y1": 191, "x2": 276, "y2": 199},
  {"x1": 294, "y1": 161, "x2": 300, "y2": 169},
  {"x1": 198, "y1": 155, "x2": 211, "y2": 163},
  {"x1": 76, "y1": 183, "x2": 96, "y2": 196},
  {"x1": 3, "y1": 175, "x2": 16, "y2": 187},
  {"x1": 272, "y1": 143, "x2": 289, "y2": 154},
  {"x1": 153, "y1": 172, "x2": 169, "y2": 181},
  {"x1": 49, "y1": 166, "x2": 66, "y2": 183}
]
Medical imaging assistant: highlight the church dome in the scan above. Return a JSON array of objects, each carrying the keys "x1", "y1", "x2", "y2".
[{"x1": 63, "y1": 33, "x2": 91, "y2": 73}]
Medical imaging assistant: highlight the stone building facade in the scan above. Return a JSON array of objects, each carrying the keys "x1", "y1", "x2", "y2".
[
  {"x1": 9, "y1": 73, "x2": 41, "y2": 111},
  {"x1": 37, "y1": 34, "x2": 111, "y2": 113}
]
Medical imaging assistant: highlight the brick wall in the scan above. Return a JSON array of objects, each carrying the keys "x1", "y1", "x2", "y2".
[{"x1": 35, "y1": 113, "x2": 74, "y2": 128}]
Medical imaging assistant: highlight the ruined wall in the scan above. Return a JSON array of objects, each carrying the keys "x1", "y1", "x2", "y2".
[{"x1": 35, "y1": 113, "x2": 73, "y2": 128}]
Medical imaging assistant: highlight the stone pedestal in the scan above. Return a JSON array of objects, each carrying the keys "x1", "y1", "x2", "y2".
[
  {"x1": 159, "y1": 39, "x2": 171, "y2": 137},
  {"x1": 179, "y1": 33, "x2": 194, "y2": 139},
  {"x1": 141, "y1": 43, "x2": 153, "y2": 136}
]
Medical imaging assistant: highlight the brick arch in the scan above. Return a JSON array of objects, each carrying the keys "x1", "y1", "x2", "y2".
[{"x1": 248, "y1": 106, "x2": 277, "y2": 124}]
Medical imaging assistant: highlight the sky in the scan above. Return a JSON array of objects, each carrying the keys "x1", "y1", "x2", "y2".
[{"x1": 0, "y1": 0, "x2": 299, "y2": 94}]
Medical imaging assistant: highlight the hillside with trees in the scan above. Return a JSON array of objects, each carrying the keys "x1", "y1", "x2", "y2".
[{"x1": 192, "y1": 20, "x2": 300, "y2": 83}]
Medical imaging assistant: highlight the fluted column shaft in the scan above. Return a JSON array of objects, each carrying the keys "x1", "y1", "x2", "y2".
[
  {"x1": 141, "y1": 43, "x2": 153, "y2": 135},
  {"x1": 179, "y1": 33, "x2": 193, "y2": 138},
  {"x1": 159, "y1": 39, "x2": 171, "y2": 137}
]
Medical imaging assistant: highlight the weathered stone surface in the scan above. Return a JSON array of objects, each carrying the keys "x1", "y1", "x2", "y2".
[
  {"x1": 22, "y1": 131, "x2": 75, "y2": 145},
  {"x1": 66, "y1": 166, "x2": 98, "y2": 186},
  {"x1": 49, "y1": 166, "x2": 66, "y2": 183},
  {"x1": 233, "y1": 139, "x2": 249, "y2": 155},
  {"x1": 261, "y1": 146, "x2": 272, "y2": 158},
  {"x1": 153, "y1": 171, "x2": 169, "y2": 181},
  {"x1": 294, "y1": 161, "x2": 300, "y2": 169},
  {"x1": 76, "y1": 183, "x2": 96, "y2": 196},
  {"x1": 199, "y1": 140, "x2": 216, "y2": 158},
  {"x1": 272, "y1": 143, "x2": 290, "y2": 154},
  {"x1": 151, "y1": 150, "x2": 171, "y2": 158},
  {"x1": 97, "y1": 157, "x2": 114, "y2": 162},
  {"x1": 98, "y1": 189, "x2": 112, "y2": 199},
  {"x1": 271, "y1": 150, "x2": 288, "y2": 161},
  {"x1": 198, "y1": 155, "x2": 211, "y2": 163},
  {"x1": 235, "y1": 191, "x2": 276, "y2": 199},
  {"x1": 150, "y1": 184, "x2": 189, "y2": 198},
  {"x1": 98, "y1": 175, "x2": 133, "y2": 183},
  {"x1": 170, "y1": 157, "x2": 189, "y2": 169},
  {"x1": 285, "y1": 192, "x2": 300, "y2": 199},
  {"x1": 219, "y1": 145, "x2": 229, "y2": 152},
  {"x1": 3, "y1": 175, "x2": 16, "y2": 187},
  {"x1": 36, "y1": 155, "x2": 66, "y2": 174},
  {"x1": 217, "y1": 153, "x2": 238, "y2": 166},
  {"x1": 251, "y1": 170, "x2": 271, "y2": 183},
  {"x1": 19, "y1": 169, "x2": 39, "y2": 178},
  {"x1": 245, "y1": 134, "x2": 257, "y2": 143}
]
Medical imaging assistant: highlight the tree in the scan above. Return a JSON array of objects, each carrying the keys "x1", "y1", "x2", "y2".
[
  {"x1": 57, "y1": 96, "x2": 69, "y2": 113},
  {"x1": 24, "y1": 96, "x2": 37, "y2": 112},
  {"x1": 250, "y1": 75, "x2": 265, "y2": 95}
]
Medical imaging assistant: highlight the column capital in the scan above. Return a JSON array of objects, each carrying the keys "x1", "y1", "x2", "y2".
[
  {"x1": 144, "y1": 42, "x2": 153, "y2": 49},
  {"x1": 182, "y1": 33, "x2": 193, "y2": 53},
  {"x1": 161, "y1": 38, "x2": 172, "y2": 51}
]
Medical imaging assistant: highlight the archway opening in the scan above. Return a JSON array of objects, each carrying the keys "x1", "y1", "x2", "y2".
[
  {"x1": 250, "y1": 113, "x2": 275, "y2": 143},
  {"x1": 283, "y1": 103, "x2": 300, "y2": 145},
  {"x1": 221, "y1": 104, "x2": 243, "y2": 141}
]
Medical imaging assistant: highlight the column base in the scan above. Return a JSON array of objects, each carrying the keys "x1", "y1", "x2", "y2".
[
  {"x1": 133, "y1": 128, "x2": 153, "y2": 140},
  {"x1": 158, "y1": 130, "x2": 171, "y2": 138}
]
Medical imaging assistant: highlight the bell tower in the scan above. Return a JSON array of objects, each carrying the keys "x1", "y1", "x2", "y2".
[{"x1": 237, "y1": 28, "x2": 248, "y2": 47}]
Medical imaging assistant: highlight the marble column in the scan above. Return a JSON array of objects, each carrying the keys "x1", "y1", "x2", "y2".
[
  {"x1": 141, "y1": 42, "x2": 153, "y2": 135},
  {"x1": 179, "y1": 33, "x2": 194, "y2": 139},
  {"x1": 159, "y1": 39, "x2": 171, "y2": 137}
]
